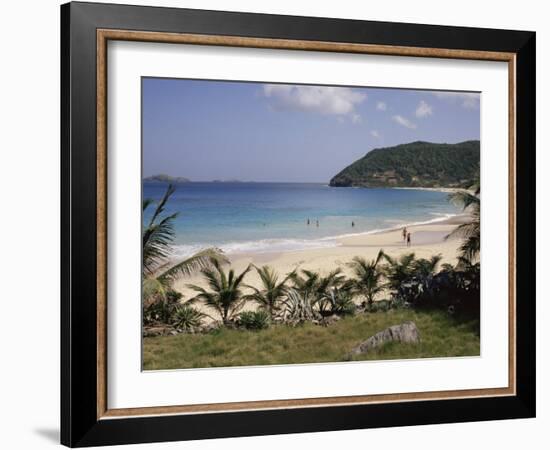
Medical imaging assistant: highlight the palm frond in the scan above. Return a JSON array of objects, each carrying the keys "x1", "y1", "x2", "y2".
[
  {"x1": 244, "y1": 265, "x2": 293, "y2": 317},
  {"x1": 157, "y1": 248, "x2": 228, "y2": 282},
  {"x1": 431, "y1": 254, "x2": 443, "y2": 268},
  {"x1": 348, "y1": 251, "x2": 385, "y2": 304},
  {"x1": 142, "y1": 198, "x2": 154, "y2": 212},
  {"x1": 380, "y1": 250, "x2": 396, "y2": 266},
  {"x1": 143, "y1": 212, "x2": 179, "y2": 274},
  {"x1": 448, "y1": 190, "x2": 480, "y2": 211},
  {"x1": 412, "y1": 254, "x2": 442, "y2": 278},
  {"x1": 142, "y1": 277, "x2": 168, "y2": 306},
  {"x1": 446, "y1": 221, "x2": 480, "y2": 241},
  {"x1": 186, "y1": 259, "x2": 252, "y2": 322},
  {"x1": 458, "y1": 235, "x2": 480, "y2": 263},
  {"x1": 446, "y1": 185, "x2": 481, "y2": 262},
  {"x1": 146, "y1": 184, "x2": 176, "y2": 229},
  {"x1": 374, "y1": 249, "x2": 384, "y2": 266},
  {"x1": 234, "y1": 264, "x2": 252, "y2": 288}
]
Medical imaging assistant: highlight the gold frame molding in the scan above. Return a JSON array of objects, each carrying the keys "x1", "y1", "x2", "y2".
[{"x1": 96, "y1": 29, "x2": 516, "y2": 420}]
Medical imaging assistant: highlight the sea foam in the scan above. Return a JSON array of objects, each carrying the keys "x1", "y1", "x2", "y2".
[
  {"x1": 171, "y1": 238, "x2": 338, "y2": 259},
  {"x1": 169, "y1": 213, "x2": 458, "y2": 260}
]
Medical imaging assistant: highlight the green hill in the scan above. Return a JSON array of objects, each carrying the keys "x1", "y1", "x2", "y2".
[{"x1": 329, "y1": 141, "x2": 480, "y2": 188}]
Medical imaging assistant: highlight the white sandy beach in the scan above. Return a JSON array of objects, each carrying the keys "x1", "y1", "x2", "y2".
[{"x1": 172, "y1": 215, "x2": 468, "y2": 316}]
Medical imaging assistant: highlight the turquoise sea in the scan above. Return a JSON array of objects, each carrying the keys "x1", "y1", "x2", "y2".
[{"x1": 143, "y1": 182, "x2": 461, "y2": 259}]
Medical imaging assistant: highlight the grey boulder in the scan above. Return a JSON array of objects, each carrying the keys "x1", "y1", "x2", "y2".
[{"x1": 349, "y1": 321, "x2": 420, "y2": 355}]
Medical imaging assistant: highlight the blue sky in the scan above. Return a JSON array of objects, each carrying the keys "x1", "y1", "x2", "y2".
[{"x1": 143, "y1": 78, "x2": 480, "y2": 182}]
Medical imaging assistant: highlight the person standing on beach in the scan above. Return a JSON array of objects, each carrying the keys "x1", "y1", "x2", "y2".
[
  {"x1": 316, "y1": 220, "x2": 319, "y2": 227},
  {"x1": 407, "y1": 232, "x2": 411, "y2": 247},
  {"x1": 307, "y1": 218, "x2": 310, "y2": 225},
  {"x1": 402, "y1": 227, "x2": 407, "y2": 242},
  {"x1": 352, "y1": 221, "x2": 355, "y2": 228}
]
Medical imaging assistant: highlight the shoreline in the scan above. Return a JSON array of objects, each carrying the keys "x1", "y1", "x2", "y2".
[
  {"x1": 171, "y1": 214, "x2": 469, "y2": 319},
  {"x1": 391, "y1": 186, "x2": 470, "y2": 194},
  {"x1": 169, "y1": 213, "x2": 469, "y2": 261},
  {"x1": 226, "y1": 215, "x2": 467, "y2": 263},
  {"x1": 331, "y1": 212, "x2": 468, "y2": 238}
]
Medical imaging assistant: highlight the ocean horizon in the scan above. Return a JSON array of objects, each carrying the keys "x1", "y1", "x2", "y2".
[{"x1": 143, "y1": 181, "x2": 461, "y2": 259}]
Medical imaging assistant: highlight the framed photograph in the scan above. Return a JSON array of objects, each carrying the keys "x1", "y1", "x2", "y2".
[{"x1": 61, "y1": 2, "x2": 536, "y2": 447}]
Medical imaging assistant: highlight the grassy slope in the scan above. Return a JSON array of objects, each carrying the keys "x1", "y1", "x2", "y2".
[{"x1": 143, "y1": 309, "x2": 480, "y2": 370}]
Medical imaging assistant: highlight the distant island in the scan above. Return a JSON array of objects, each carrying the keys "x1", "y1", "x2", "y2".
[
  {"x1": 329, "y1": 140, "x2": 480, "y2": 188},
  {"x1": 144, "y1": 174, "x2": 191, "y2": 184},
  {"x1": 143, "y1": 175, "x2": 251, "y2": 184}
]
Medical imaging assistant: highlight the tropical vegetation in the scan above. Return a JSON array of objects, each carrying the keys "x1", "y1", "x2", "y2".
[
  {"x1": 187, "y1": 259, "x2": 252, "y2": 325},
  {"x1": 142, "y1": 184, "x2": 226, "y2": 328},
  {"x1": 144, "y1": 247, "x2": 480, "y2": 332},
  {"x1": 142, "y1": 177, "x2": 482, "y2": 367},
  {"x1": 347, "y1": 251, "x2": 385, "y2": 307},
  {"x1": 447, "y1": 172, "x2": 480, "y2": 262},
  {"x1": 245, "y1": 265, "x2": 294, "y2": 319}
]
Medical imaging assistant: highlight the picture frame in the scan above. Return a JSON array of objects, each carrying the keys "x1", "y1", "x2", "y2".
[{"x1": 60, "y1": 1, "x2": 536, "y2": 447}]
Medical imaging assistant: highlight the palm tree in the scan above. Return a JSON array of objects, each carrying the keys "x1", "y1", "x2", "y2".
[
  {"x1": 412, "y1": 254, "x2": 443, "y2": 279},
  {"x1": 446, "y1": 172, "x2": 480, "y2": 263},
  {"x1": 290, "y1": 269, "x2": 345, "y2": 300},
  {"x1": 171, "y1": 304, "x2": 206, "y2": 331},
  {"x1": 316, "y1": 269, "x2": 347, "y2": 299},
  {"x1": 455, "y1": 256, "x2": 481, "y2": 292},
  {"x1": 411, "y1": 254, "x2": 443, "y2": 303},
  {"x1": 383, "y1": 253, "x2": 444, "y2": 306},
  {"x1": 348, "y1": 250, "x2": 385, "y2": 306},
  {"x1": 323, "y1": 282, "x2": 356, "y2": 316},
  {"x1": 142, "y1": 184, "x2": 227, "y2": 305},
  {"x1": 289, "y1": 269, "x2": 320, "y2": 296},
  {"x1": 288, "y1": 268, "x2": 348, "y2": 317},
  {"x1": 188, "y1": 258, "x2": 252, "y2": 324},
  {"x1": 291, "y1": 269, "x2": 345, "y2": 305},
  {"x1": 245, "y1": 265, "x2": 294, "y2": 319},
  {"x1": 381, "y1": 251, "x2": 417, "y2": 291},
  {"x1": 282, "y1": 288, "x2": 320, "y2": 324}
]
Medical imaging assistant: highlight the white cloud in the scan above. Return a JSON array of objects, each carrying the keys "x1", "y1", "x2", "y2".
[
  {"x1": 392, "y1": 115, "x2": 417, "y2": 129},
  {"x1": 370, "y1": 130, "x2": 381, "y2": 138},
  {"x1": 376, "y1": 101, "x2": 387, "y2": 111},
  {"x1": 351, "y1": 114, "x2": 362, "y2": 124},
  {"x1": 415, "y1": 100, "x2": 433, "y2": 118},
  {"x1": 262, "y1": 84, "x2": 366, "y2": 116},
  {"x1": 432, "y1": 91, "x2": 480, "y2": 109}
]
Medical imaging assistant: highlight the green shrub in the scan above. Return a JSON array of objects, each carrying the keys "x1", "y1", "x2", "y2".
[
  {"x1": 144, "y1": 300, "x2": 173, "y2": 325},
  {"x1": 282, "y1": 289, "x2": 320, "y2": 324},
  {"x1": 365, "y1": 300, "x2": 392, "y2": 313},
  {"x1": 166, "y1": 290, "x2": 183, "y2": 303},
  {"x1": 143, "y1": 288, "x2": 184, "y2": 326},
  {"x1": 328, "y1": 287, "x2": 356, "y2": 316},
  {"x1": 172, "y1": 305, "x2": 205, "y2": 331},
  {"x1": 238, "y1": 311, "x2": 270, "y2": 330}
]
